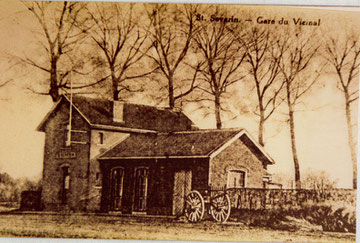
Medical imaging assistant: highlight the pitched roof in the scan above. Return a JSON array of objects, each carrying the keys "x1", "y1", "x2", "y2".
[
  {"x1": 99, "y1": 129, "x2": 240, "y2": 159},
  {"x1": 37, "y1": 95, "x2": 195, "y2": 132},
  {"x1": 98, "y1": 129, "x2": 275, "y2": 165}
]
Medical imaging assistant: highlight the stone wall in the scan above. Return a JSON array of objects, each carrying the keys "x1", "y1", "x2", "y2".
[
  {"x1": 41, "y1": 101, "x2": 91, "y2": 211},
  {"x1": 227, "y1": 188, "x2": 356, "y2": 210},
  {"x1": 210, "y1": 136, "x2": 267, "y2": 189}
]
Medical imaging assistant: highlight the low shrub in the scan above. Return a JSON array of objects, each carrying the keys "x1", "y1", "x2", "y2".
[
  {"x1": 287, "y1": 202, "x2": 356, "y2": 233},
  {"x1": 230, "y1": 209, "x2": 288, "y2": 229},
  {"x1": 230, "y1": 200, "x2": 356, "y2": 233}
]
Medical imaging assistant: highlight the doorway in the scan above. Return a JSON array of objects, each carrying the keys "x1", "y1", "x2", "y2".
[
  {"x1": 110, "y1": 167, "x2": 124, "y2": 211},
  {"x1": 172, "y1": 170, "x2": 192, "y2": 216}
]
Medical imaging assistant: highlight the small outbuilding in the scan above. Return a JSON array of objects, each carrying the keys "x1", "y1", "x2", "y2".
[{"x1": 37, "y1": 95, "x2": 274, "y2": 214}]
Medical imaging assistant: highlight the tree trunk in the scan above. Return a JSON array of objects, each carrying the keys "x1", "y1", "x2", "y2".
[
  {"x1": 49, "y1": 83, "x2": 59, "y2": 102},
  {"x1": 286, "y1": 81, "x2": 301, "y2": 189},
  {"x1": 289, "y1": 108, "x2": 301, "y2": 189},
  {"x1": 168, "y1": 72, "x2": 175, "y2": 109},
  {"x1": 113, "y1": 88, "x2": 120, "y2": 101},
  {"x1": 49, "y1": 59, "x2": 59, "y2": 102},
  {"x1": 215, "y1": 94, "x2": 222, "y2": 129},
  {"x1": 111, "y1": 67, "x2": 119, "y2": 101},
  {"x1": 258, "y1": 107, "x2": 265, "y2": 147},
  {"x1": 112, "y1": 82, "x2": 119, "y2": 101},
  {"x1": 345, "y1": 92, "x2": 357, "y2": 189}
]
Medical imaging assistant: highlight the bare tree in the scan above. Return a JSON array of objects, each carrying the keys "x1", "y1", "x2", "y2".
[
  {"x1": 0, "y1": 79, "x2": 12, "y2": 89},
  {"x1": 277, "y1": 29, "x2": 322, "y2": 189},
  {"x1": 271, "y1": 172, "x2": 294, "y2": 189},
  {"x1": 303, "y1": 169, "x2": 338, "y2": 192},
  {"x1": 324, "y1": 33, "x2": 359, "y2": 189},
  {"x1": 145, "y1": 4, "x2": 199, "y2": 109},
  {"x1": 241, "y1": 26, "x2": 284, "y2": 146},
  {"x1": 86, "y1": 3, "x2": 153, "y2": 101},
  {"x1": 193, "y1": 17, "x2": 247, "y2": 129},
  {"x1": 21, "y1": 1, "x2": 91, "y2": 102}
]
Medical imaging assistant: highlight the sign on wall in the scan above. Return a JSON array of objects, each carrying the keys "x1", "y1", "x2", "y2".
[{"x1": 56, "y1": 150, "x2": 76, "y2": 159}]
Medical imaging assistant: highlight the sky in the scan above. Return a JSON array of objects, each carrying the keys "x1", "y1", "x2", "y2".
[{"x1": 0, "y1": 1, "x2": 358, "y2": 188}]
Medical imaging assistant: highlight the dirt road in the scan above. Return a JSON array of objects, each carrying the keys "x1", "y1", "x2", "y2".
[{"x1": 0, "y1": 213, "x2": 355, "y2": 242}]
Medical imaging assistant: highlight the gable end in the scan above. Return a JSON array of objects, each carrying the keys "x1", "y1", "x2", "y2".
[
  {"x1": 37, "y1": 96, "x2": 91, "y2": 132},
  {"x1": 209, "y1": 130, "x2": 274, "y2": 166}
]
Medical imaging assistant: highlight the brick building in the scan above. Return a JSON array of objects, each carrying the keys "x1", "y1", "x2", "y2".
[{"x1": 37, "y1": 95, "x2": 274, "y2": 214}]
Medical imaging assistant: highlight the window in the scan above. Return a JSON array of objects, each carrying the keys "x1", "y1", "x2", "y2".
[
  {"x1": 99, "y1": 132, "x2": 104, "y2": 145},
  {"x1": 111, "y1": 168, "x2": 124, "y2": 210},
  {"x1": 63, "y1": 166, "x2": 70, "y2": 190},
  {"x1": 61, "y1": 166, "x2": 70, "y2": 203},
  {"x1": 95, "y1": 172, "x2": 101, "y2": 187},
  {"x1": 227, "y1": 170, "x2": 246, "y2": 188},
  {"x1": 134, "y1": 168, "x2": 148, "y2": 212}
]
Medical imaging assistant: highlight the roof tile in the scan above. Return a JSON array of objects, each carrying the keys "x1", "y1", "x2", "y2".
[
  {"x1": 99, "y1": 129, "x2": 241, "y2": 159},
  {"x1": 69, "y1": 95, "x2": 194, "y2": 132}
]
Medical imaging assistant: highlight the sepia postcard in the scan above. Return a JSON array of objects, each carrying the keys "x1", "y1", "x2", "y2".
[{"x1": 0, "y1": 1, "x2": 358, "y2": 242}]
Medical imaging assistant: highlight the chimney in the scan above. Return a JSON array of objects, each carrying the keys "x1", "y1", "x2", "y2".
[{"x1": 113, "y1": 101, "x2": 124, "y2": 123}]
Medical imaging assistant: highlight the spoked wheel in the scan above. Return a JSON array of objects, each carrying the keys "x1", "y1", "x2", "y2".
[
  {"x1": 210, "y1": 194, "x2": 231, "y2": 223},
  {"x1": 184, "y1": 190, "x2": 205, "y2": 223}
]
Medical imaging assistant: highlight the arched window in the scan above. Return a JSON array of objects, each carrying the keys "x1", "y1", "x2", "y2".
[
  {"x1": 61, "y1": 166, "x2": 70, "y2": 203},
  {"x1": 134, "y1": 167, "x2": 149, "y2": 212},
  {"x1": 110, "y1": 167, "x2": 124, "y2": 211}
]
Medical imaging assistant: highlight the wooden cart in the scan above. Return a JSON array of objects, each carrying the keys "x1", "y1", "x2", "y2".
[{"x1": 184, "y1": 189, "x2": 231, "y2": 223}]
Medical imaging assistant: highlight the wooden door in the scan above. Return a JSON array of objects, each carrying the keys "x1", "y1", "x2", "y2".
[
  {"x1": 110, "y1": 168, "x2": 124, "y2": 211},
  {"x1": 172, "y1": 170, "x2": 192, "y2": 216},
  {"x1": 134, "y1": 168, "x2": 149, "y2": 212}
]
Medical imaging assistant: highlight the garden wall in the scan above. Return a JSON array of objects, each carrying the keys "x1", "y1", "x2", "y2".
[{"x1": 227, "y1": 188, "x2": 356, "y2": 210}]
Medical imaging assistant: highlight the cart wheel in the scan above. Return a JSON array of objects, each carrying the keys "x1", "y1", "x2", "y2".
[
  {"x1": 210, "y1": 194, "x2": 231, "y2": 223},
  {"x1": 184, "y1": 190, "x2": 205, "y2": 223}
]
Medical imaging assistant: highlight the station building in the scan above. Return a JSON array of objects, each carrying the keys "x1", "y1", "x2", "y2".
[{"x1": 37, "y1": 95, "x2": 274, "y2": 214}]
